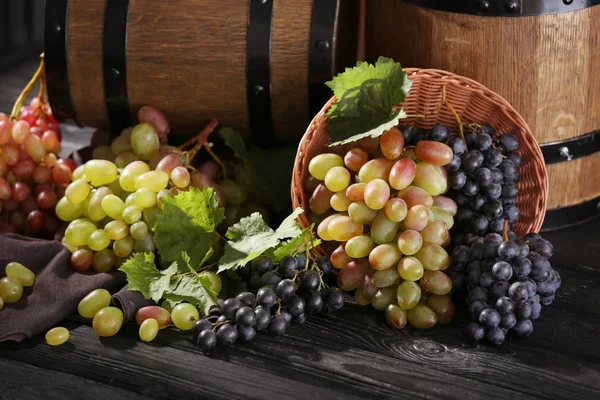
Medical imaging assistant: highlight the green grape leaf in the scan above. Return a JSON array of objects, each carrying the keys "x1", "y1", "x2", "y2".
[
  {"x1": 154, "y1": 187, "x2": 224, "y2": 269},
  {"x1": 217, "y1": 208, "x2": 305, "y2": 273},
  {"x1": 162, "y1": 252, "x2": 218, "y2": 315},
  {"x1": 325, "y1": 56, "x2": 412, "y2": 145},
  {"x1": 119, "y1": 253, "x2": 178, "y2": 303},
  {"x1": 271, "y1": 228, "x2": 321, "y2": 262},
  {"x1": 219, "y1": 127, "x2": 248, "y2": 162}
]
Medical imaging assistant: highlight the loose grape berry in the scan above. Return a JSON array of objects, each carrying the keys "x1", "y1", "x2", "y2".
[
  {"x1": 261, "y1": 271, "x2": 281, "y2": 287},
  {"x1": 479, "y1": 308, "x2": 501, "y2": 328},
  {"x1": 305, "y1": 291, "x2": 324, "y2": 314},
  {"x1": 237, "y1": 325, "x2": 257, "y2": 342},
  {"x1": 279, "y1": 256, "x2": 298, "y2": 278},
  {"x1": 275, "y1": 279, "x2": 296, "y2": 301},
  {"x1": 300, "y1": 270, "x2": 320, "y2": 291},
  {"x1": 286, "y1": 295, "x2": 305, "y2": 317},
  {"x1": 191, "y1": 318, "x2": 213, "y2": 340},
  {"x1": 268, "y1": 315, "x2": 289, "y2": 336},
  {"x1": 216, "y1": 324, "x2": 238, "y2": 346},
  {"x1": 222, "y1": 298, "x2": 243, "y2": 320},
  {"x1": 495, "y1": 297, "x2": 515, "y2": 315},
  {"x1": 235, "y1": 306, "x2": 257, "y2": 327},
  {"x1": 466, "y1": 322, "x2": 485, "y2": 342},
  {"x1": 326, "y1": 287, "x2": 344, "y2": 310},
  {"x1": 508, "y1": 282, "x2": 529, "y2": 303},
  {"x1": 256, "y1": 287, "x2": 277, "y2": 308},
  {"x1": 236, "y1": 292, "x2": 256, "y2": 308}
]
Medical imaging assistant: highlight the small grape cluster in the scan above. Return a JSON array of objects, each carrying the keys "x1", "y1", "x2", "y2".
[
  {"x1": 0, "y1": 101, "x2": 69, "y2": 239},
  {"x1": 303, "y1": 128, "x2": 458, "y2": 330},
  {"x1": 0, "y1": 262, "x2": 35, "y2": 309},
  {"x1": 451, "y1": 232, "x2": 560, "y2": 345},
  {"x1": 404, "y1": 124, "x2": 522, "y2": 245},
  {"x1": 191, "y1": 254, "x2": 344, "y2": 354}
]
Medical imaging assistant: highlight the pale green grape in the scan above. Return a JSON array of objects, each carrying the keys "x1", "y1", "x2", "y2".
[
  {"x1": 45, "y1": 327, "x2": 69, "y2": 346},
  {"x1": 105, "y1": 220, "x2": 129, "y2": 240},
  {"x1": 115, "y1": 152, "x2": 139, "y2": 168},
  {"x1": 130, "y1": 221, "x2": 148, "y2": 240},
  {"x1": 371, "y1": 285, "x2": 399, "y2": 311},
  {"x1": 430, "y1": 207, "x2": 454, "y2": 229},
  {"x1": 421, "y1": 220, "x2": 449, "y2": 245},
  {"x1": 56, "y1": 197, "x2": 83, "y2": 221},
  {"x1": 397, "y1": 257, "x2": 424, "y2": 281},
  {"x1": 201, "y1": 271, "x2": 222, "y2": 294},
  {"x1": 397, "y1": 186, "x2": 433, "y2": 209},
  {"x1": 364, "y1": 179, "x2": 390, "y2": 210},
  {"x1": 370, "y1": 211, "x2": 400, "y2": 244},
  {"x1": 385, "y1": 304, "x2": 408, "y2": 329},
  {"x1": 65, "y1": 219, "x2": 97, "y2": 246},
  {"x1": 72, "y1": 165, "x2": 86, "y2": 181},
  {"x1": 78, "y1": 289, "x2": 111, "y2": 318},
  {"x1": 88, "y1": 187, "x2": 113, "y2": 222},
  {"x1": 131, "y1": 123, "x2": 160, "y2": 161},
  {"x1": 93, "y1": 145, "x2": 116, "y2": 162},
  {"x1": 432, "y1": 195, "x2": 457, "y2": 216},
  {"x1": 358, "y1": 158, "x2": 394, "y2": 183},
  {"x1": 87, "y1": 229, "x2": 111, "y2": 251},
  {"x1": 139, "y1": 318, "x2": 159, "y2": 342},
  {"x1": 396, "y1": 281, "x2": 421, "y2": 310},
  {"x1": 111, "y1": 130, "x2": 133, "y2": 155},
  {"x1": 135, "y1": 171, "x2": 169, "y2": 192},
  {"x1": 420, "y1": 271, "x2": 453, "y2": 295},
  {"x1": 101, "y1": 194, "x2": 126, "y2": 220},
  {"x1": 413, "y1": 162, "x2": 447, "y2": 196},
  {"x1": 93, "y1": 249, "x2": 116, "y2": 273},
  {"x1": 0, "y1": 277, "x2": 23, "y2": 303},
  {"x1": 113, "y1": 235, "x2": 134, "y2": 258},
  {"x1": 408, "y1": 304, "x2": 437, "y2": 329},
  {"x1": 384, "y1": 198, "x2": 408, "y2": 222},
  {"x1": 348, "y1": 201, "x2": 378, "y2": 225},
  {"x1": 120, "y1": 161, "x2": 150, "y2": 192},
  {"x1": 397, "y1": 229, "x2": 423, "y2": 255},
  {"x1": 327, "y1": 215, "x2": 364, "y2": 242},
  {"x1": 65, "y1": 179, "x2": 91, "y2": 204},
  {"x1": 92, "y1": 307, "x2": 124, "y2": 337},
  {"x1": 324, "y1": 166, "x2": 351, "y2": 192},
  {"x1": 316, "y1": 214, "x2": 340, "y2": 241},
  {"x1": 123, "y1": 205, "x2": 142, "y2": 224},
  {"x1": 369, "y1": 244, "x2": 402, "y2": 270},
  {"x1": 345, "y1": 234, "x2": 375, "y2": 258},
  {"x1": 171, "y1": 303, "x2": 199, "y2": 331},
  {"x1": 220, "y1": 179, "x2": 247, "y2": 205},
  {"x1": 124, "y1": 192, "x2": 137, "y2": 207},
  {"x1": 330, "y1": 191, "x2": 351, "y2": 212},
  {"x1": 135, "y1": 188, "x2": 156, "y2": 208},
  {"x1": 5, "y1": 262, "x2": 35, "y2": 287},
  {"x1": 308, "y1": 153, "x2": 343, "y2": 180},
  {"x1": 107, "y1": 179, "x2": 123, "y2": 197},
  {"x1": 371, "y1": 268, "x2": 400, "y2": 288},
  {"x1": 84, "y1": 160, "x2": 118, "y2": 187},
  {"x1": 133, "y1": 234, "x2": 155, "y2": 253},
  {"x1": 404, "y1": 205, "x2": 429, "y2": 231},
  {"x1": 415, "y1": 243, "x2": 450, "y2": 271}
]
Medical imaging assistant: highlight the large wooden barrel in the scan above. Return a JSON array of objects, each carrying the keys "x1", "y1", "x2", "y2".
[
  {"x1": 43, "y1": 0, "x2": 363, "y2": 146},
  {"x1": 365, "y1": 1, "x2": 600, "y2": 231}
]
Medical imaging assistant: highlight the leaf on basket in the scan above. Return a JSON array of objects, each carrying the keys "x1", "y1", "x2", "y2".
[{"x1": 325, "y1": 57, "x2": 412, "y2": 145}]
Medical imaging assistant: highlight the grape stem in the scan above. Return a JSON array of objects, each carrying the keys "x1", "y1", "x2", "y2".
[
  {"x1": 502, "y1": 220, "x2": 509, "y2": 241},
  {"x1": 441, "y1": 85, "x2": 467, "y2": 148},
  {"x1": 10, "y1": 54, "x2": 45, "y2": 121},
  {"x1": 178, "y1": 119, "x2": 229, "y2": 180}
]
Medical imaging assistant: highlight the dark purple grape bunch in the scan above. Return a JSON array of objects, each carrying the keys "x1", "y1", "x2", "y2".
[
  {"x1": 192, "y1": 253, "x2": 343, "y2": 354},
  {"x1": 409, "y1": 124, "x2": 522, "y2": 245},
  {"x1": 450, "y1": 232, "x2": 560, "y2": 345}
]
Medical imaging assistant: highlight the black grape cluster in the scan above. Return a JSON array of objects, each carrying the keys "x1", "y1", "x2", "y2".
[
  {"x1": 406, "y1": 124, "x2": 522, "y2": 245},
  {"x1": 191, "y1": 254, "x2": 343, "y2": 354},
  {"x1": 451, "y1": 232, "x2": 560, "y2": 345}
]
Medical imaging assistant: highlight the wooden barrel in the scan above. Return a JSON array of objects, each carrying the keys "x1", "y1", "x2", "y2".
[
  {"x1": 365, "y1": 0, "x2": 600, "y2": 231},
  {"x1": 43, "y1": 0, "x2": 363, "y2": 146}
]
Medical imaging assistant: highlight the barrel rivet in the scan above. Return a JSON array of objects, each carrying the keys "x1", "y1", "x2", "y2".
[
  {"x1": 563, "y1": 0, "x2": 574, "y2": 5},
  {"x1": 505, "y1": 1, "x2": 519, "y2": 12},
  {"x1": 559, "y1": 146, "x2": 573, "y2": 161},
  {"x1": 260, "y1": 0, "x2": 268, "y2": 4},
  {"x1": 478, "y1": 1, "x2": 490, "y2": 10},
  {"x1": 253, "y1": 85, "x2": 264, "y2": 96},
  {"x1": 52, "y1": 21, "x2": 62, "y2": 34},
  {"x1": 316, "y1": 39, "x2": 330, "y2": 52},
  {"x1": 110, "y1": 68, "x2": 121, "y2": 79}
]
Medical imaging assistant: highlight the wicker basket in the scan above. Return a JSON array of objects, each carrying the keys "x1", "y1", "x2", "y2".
[{"x1": 291, "y1": 68, "x2": 549, "y2": 240}]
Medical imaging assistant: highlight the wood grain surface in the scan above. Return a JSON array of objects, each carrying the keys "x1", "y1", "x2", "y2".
[{"x1": 364, "y1": 2, "x2": 600, "y2": 210}]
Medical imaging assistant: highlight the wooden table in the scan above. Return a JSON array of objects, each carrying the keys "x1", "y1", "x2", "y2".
[{"x1": 1, "y1": 59, "x2": 600, "y2": 400}]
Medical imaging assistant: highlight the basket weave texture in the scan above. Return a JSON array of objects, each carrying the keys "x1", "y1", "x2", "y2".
[{"x1": 291, "y1": 68, "x2": 549, "y2": 238}]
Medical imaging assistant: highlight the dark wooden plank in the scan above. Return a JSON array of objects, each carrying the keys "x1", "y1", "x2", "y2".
[{"x1": 0, "y1": 357, "x2": 148, "y2": 400}]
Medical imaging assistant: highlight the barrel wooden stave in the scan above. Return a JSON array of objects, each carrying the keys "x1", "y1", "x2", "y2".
[{"x1": 365, "y1": 1, "x2": 600, "y2": 226}]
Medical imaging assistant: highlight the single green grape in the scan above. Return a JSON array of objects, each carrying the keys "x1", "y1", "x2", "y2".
[
  {"x1": 87, "y1": 229, "x2": 111, "y2": 251},
  {"x1": 0, "y1": 277, "x2": 23, "y2": 304},
  {"x1": 201, "y1": 271, "x2": 222, "y2": 294},
  {"x1": 65, "y1": 219, "x2": 97, "y2": 246},
  {"x1": 397, "y1": 257, "x2": 424, "y2": 281},
  {"x1": 133, "y1": 234, "x2": 155, "y2": 253},
  {"x1": 5, "y1": 262, "x2": 35, "y2": 287},
  {"x1": 139, "y1": 318, "x2": 159, "y2": 342},
  {"x1": 407, "y1": 304, "x2": 438, "y2": 329},
  {"x1": 88, "y1": 187, "x2": 113, "y2": 222},
  {"x1": 135, "y1": 171, "x2": 169, "y2": 192},
  {"x1": 78, "y1": 289, "x2": 111, "y2": 318},
  {"x1": 131, "y1": 123, "x2": 160, "y2": 161},
  {"x1": 104, "y1": 220, "x2": 129, "y2": 241},
  {"x1": 396, "y1": 281, "x2": 421, "y2": 310},
  {"x1": 120, "y1": 161, "x2": 150, "y2": 192},
  {"x1": 124, "y1": 192, "x2": 137, "y2": 207},
  {"x1": 92, "y1": 307, "x2": 124, "y2": 337},
  {"x1": 72, "y1": 165, "x2": 86, "y2": 181},
  {"x1": 130, "y1": 221, "x2": 148, "y2": 240},
  {"x1": 135, "y1": 188, "x2": 156, "y2": 208},
  {"x1": 45, "y1": 327, "x2": 69, "y2": 346},
  {"x1": 171, "y1": 303, "x2": 199, "y2": 331},
  {"x1": 101, "y1": 194, "x2": 126, "y2": 221},
  {"x1": 93, "y1": 249, "x2": 116, "y2": 273},
  {"x1": 65, "y1": 179, "x2": 91, "y2": 204},
  {"x1": 55, "y1": 197, "x2": 83, "y2": 222},
  {"x1": 113, "y1": 235, "x2": 134, "y2": 258},
  {"x1": 123, "y1": 205, "x2": 142, "y2": 224},
  {"x1": 84, "y1": 160, "x2": 119, "y2": 187}
]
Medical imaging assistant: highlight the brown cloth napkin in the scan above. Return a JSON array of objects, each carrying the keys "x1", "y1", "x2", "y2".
[{"x1": 0, "y1": 234, "x2": 129, "y2": 342}]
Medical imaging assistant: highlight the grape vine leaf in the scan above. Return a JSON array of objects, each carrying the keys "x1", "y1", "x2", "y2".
[
  {"x1": 154, "y1": 187, "x2": 224, "y2": 269},
  {"x1": 162, "y1": 252, "x2": 218, "y2": 315},
  {"x1": 119, "y1": 252, "x2": 178, "y2": 303},
  {"x1": 271, "y1": 228, "x2": 321, "y2": 262},
  {"x1": 219, "y1": 127, "x2": 248, "y2": 162},
  {"x1": 325, "y1": 56, "x2": 412, "y2": 145},
  {"x1": 217, "y1": 208, "x2": 305, "y2": 273}
]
